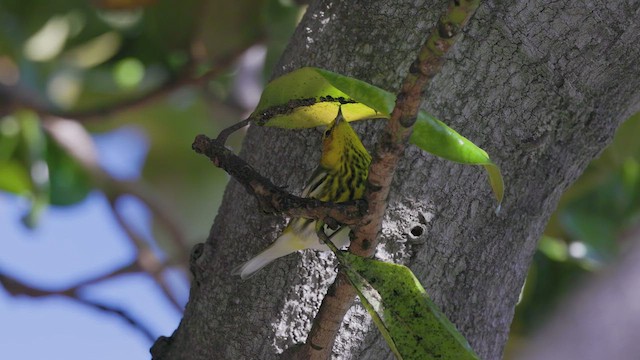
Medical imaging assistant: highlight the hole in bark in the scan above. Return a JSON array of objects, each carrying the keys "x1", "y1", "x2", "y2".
[{"x1": 410, "y1": 225, "x2": 424, "y2": 237}]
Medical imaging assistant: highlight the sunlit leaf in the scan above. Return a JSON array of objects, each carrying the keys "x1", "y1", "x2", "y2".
[
  {"x1": 251, "y1": 67, "x2": 386, "y2": 128},
  {"x1": 336, "y1": 251, "x2": 479, "y2": 360},
  {"x1": 252, "y1": 67, "x2": 504, "y2": 205},
  {"x1": 410, "y1": 111, "x2": 504, "y2": 209}
]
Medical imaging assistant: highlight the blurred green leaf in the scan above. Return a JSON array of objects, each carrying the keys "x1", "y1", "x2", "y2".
[
  {"x1": 1, "y1": 111, "x2": 92, "y2": 217},
  {"x1": 12, "y1": 110, "x2": 50, "y2": 227},
  {"x1": 46, "y1": 136, "x2": 92, "y2": 206},
  {"x1": 511, "y1": 253, "x2": 590, "y2": 335},
  {"x1": 537, "y1": 236, "x2": 568, "y2": 262},
  {"x1": 262, "y1": 0, "x2": 301, "y2": 79},
  {"x1": 595, "y1": 112, "x2": 640, "y2": 171},
  {"x1": 138, "y1": 0, "x2": 201, "y2": 55},
  {"x1": 336, "y1": 251, "x2": 479, "y2": 360},
  {"x1": 198, "y1": 0, "x2": 265, "y2": 60},
  {"x1": 0, "y1": 115, "x2": 34, "y2": 195},
  {"x1": 514, "y1": 111, "x2": 640, "y2": 343},
  {"x1": 0, "y1": 160, "x2": 31, "y2": 194},
  {"x1": 557, "y1": 156, "x2": 640, "y2": 259},
  {"x1": 113, "y1": 57, "x2": 145, "y2": 88}
]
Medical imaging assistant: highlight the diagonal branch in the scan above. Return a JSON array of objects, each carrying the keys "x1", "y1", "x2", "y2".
[
  {"x1": 107, "y1": 196, "x2": 185, "y2": 312},
  {"x1": 42, "y1": 116, "x2": 189, "y2": 312},
  {"x1": 192, "y1": 134, "x2": 367, "y2": 226},
  {"x1": 295, "y1": 1, "x2": 482, "y2": 358},
  {"x1": 0, "y1": 265, "x2": 156, "y2": 342}
]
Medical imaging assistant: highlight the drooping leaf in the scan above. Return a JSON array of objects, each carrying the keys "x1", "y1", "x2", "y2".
[
  {"x1": 336, "y1": 251, "x2": 479, "y2": 360},
  {"x1": 411, "y1": 111, "x2": 504, "y2": 209}
]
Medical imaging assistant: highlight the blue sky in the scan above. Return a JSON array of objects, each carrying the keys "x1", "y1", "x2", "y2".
[{"x1": 0, "y1": 127, "x2": 187, "y2": 359}]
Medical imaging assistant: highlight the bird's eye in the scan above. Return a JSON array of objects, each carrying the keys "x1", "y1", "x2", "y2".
[{"x1": 324, "y1": 128, "x2": 332, "y2": 137}]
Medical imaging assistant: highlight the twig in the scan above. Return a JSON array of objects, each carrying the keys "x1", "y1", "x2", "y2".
[
  {"x1": 0, "y1": 267, "x2": 156, "y2": 342},
  {"x1": 296, "y1": 1, "x2": 482, "y2": 358},
  {"x1": 192, "y1": 134, "x2": 367, "y2": 224},
  {"x1": 113, "y1": 180, "x2": 191, "y2": 266},
  {"x1": 73, "y1": 260, "x2": 141, "y2": 288},
  {"x1": 42, "y1": 117, "x2": 188, "y2": 312},
  {"x1": 216, "y1": 117, "x2": 252, "y2": 145},
  {"x1": 76, "y1": 298, "x2": 157, "y2": 341},
  {"x1": 107, "y1": 196, "x2": 185, "y2": 312}
]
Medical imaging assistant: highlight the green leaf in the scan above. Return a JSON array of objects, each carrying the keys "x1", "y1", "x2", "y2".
[
  {"x1": 410, "y1": 111, "x2": 504, "y2": 209},
  {"x1": 336, "y1": 251, "x2": 479, "y2": 360},
  {"x1": 251, "y1": 67, "x2": 386, "y2": 128},
  {"x1": 313, "y1": 68, "x2": 396, "y2": 115},
  {"x1": 252, "y1": 67, "x2": 503, "y2": 206},
  {"x1": 46, "y1": 136, "x2": 92, "y2": 206},
  {"x1": 0, "y1": 115, "x2": 31, "y2": 194},
  {"x1": 15, "y1": 110, "x2": 50, "y2": 227},
  {"x1": 537, "y1": 236, "x2": 569, "y2": 262},
  {"x1": 0, "y1": 160, "x2": 31, "y2": 194}
]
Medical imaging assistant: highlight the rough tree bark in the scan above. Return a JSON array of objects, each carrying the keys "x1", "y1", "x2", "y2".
[{"x1": 151, "y1": 1, "x2": 640, "y2": 359}]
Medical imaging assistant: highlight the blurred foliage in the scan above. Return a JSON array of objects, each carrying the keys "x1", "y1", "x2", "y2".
[
  {"x1": 0, "y1": 0, "x2": 303, "y2": 255},
  {"x1": 507, "y1": 112, "x2": 640, "y2": 354}
]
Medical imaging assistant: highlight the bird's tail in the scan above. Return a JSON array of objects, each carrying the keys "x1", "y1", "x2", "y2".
[{"x1": 232, "y1": 232, "x2": 302, "y2": 279}]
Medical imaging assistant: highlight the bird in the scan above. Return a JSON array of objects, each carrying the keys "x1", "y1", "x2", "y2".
[{"x1": 233, "y1": 107, "x2": 372, "y2": 279}]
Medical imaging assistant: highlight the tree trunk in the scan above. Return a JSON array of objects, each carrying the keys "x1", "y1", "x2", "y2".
[{"x1": 151, "y1": 1, "x2": 640, "y2": 359}]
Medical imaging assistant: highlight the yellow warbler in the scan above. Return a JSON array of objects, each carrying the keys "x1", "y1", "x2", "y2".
[{"x1": 233, "y1": 108, "x2": 371, "y2": 279}]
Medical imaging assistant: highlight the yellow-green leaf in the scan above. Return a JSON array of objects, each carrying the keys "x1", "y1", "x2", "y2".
[
  {"x1": 0, "y1": 160, "x2": 31, "y2": 194},
  {"x1": 336, "y1": 251, "x2": 479, "y2": 360},
  {"x1": 411, "y1": 111, "x2": 504, "y2": 209},
  {"x1": 250, "y1": 67, "x2": 387, "y2": 128},
  {"x1": 251, "y1": 67, "x2": 503, "y2": 206}
]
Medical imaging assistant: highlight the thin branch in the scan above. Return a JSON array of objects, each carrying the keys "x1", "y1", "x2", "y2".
[
  {"x1": 0, "y1": 267, "x2": 156, "y2": 342},
  {"x1": 41, "y1": 116, "x2": 188, "y2": 313},
  {"x1": 296, "y1": 1, "x2": 483, "y2": 358},
  {"x1": 72, "y1": 260, "x2": 141, "y2": 289},
  {"x1": 113, "y1": 180, "x2": 191, "y2": 266},
  {"x1": 76, "y1": 298, "x2": 156, "y2": 341},
  {"x1": 0, "y1": 262, "x2": 138, "y2": 298},
  {"x1": 107, "y1": 196, "x2": 184, "y2": 312},
  {"x1": 216, "y1": 117, "x2": 252, "y2": 144},
  {"x1": 192, "y1": 134, "x2": 367, "y2": 224}
]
